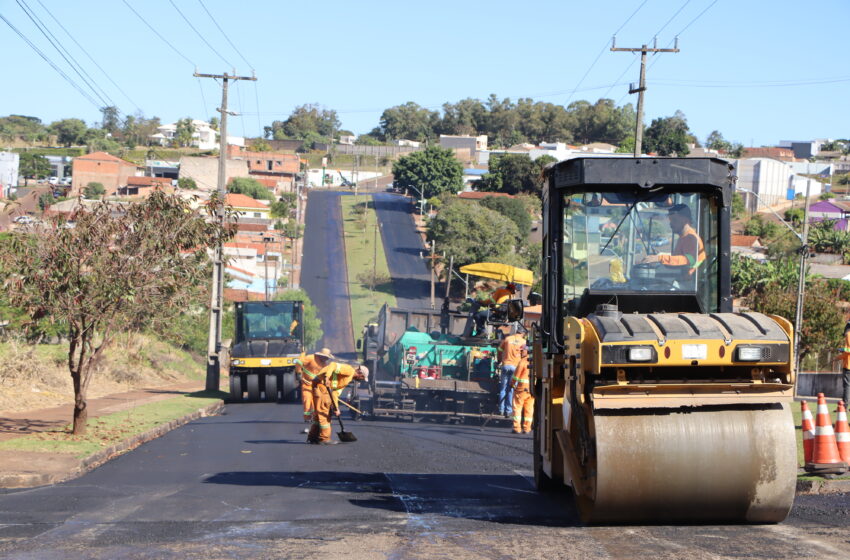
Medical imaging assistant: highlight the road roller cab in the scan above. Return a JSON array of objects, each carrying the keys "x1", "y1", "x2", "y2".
[
  {"x1": 229, "y1": 300, "x2": 304, "y2": 402},
  {"x1": 534, "y1": 157, "x2": 798, "y2": 523}
]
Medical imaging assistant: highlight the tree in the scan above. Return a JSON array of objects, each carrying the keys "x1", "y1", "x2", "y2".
[
  {"x1": 784, "y1": 207, "x2": 804, "y2": 226},
  {"x1": 477, "y1": 153, "x2": 554, "y2": 197},
  {"x1": 427, "y1": 199, "x2": 520, "y2": 268},
  {"x1": 743, "y1": 214, "x2": 779, "y2": 240},
  {"x1": 227, "y1": 177, "x2": 275, "y2": 201},
  {"x1": 177, "y1": 177, "x2": 197, "y2": 190},
  {"x1": 264, "y1": 104, "x2": 340, "y2": 142},
  {"x1": 83, "y1": 182, "x2": 105, "y2": 199},
  {"x1": 479, "y1": 196, "x2": 532, "y2": 240},
  {"x1": 49, "y1": 118, "x2": 88, "y2": 147},
  {"x1": 819, "y1": 191, "x2": 836, "y2": 200},
  {"x1": 270, "y1": 199, "x2": 291, "y2": 218},
  {"x1": 282, "y1": 219, "x2": 303, "y2": 241},
  {"x1": 731, "y1": 192, "x2": 746, "y2": 220},
  {"x1": 566, "y1": 98, "x2": 635, "y2": 146},
  {"x1": 175, "y1": 117, "x2": 195, "y2": 147},
  {"x1": 19, "y1": 152, "x2": 51, "y2": 185},
  {"x1": 373, "y1": 102, "x2": 439, "y2": 142},
  {"x1": 0, "y1": 115, "x2": 47, "y2": 143},
  {"x1": 273, "y1": 289, "x2": 323, "y2": 348},
  {"x1": 0, "y1": 191, "x2": 232, "y2": 434},
  {"x1": 85, "y1": 128, "x2": 121, "y2": 153},
  {"x1": 392, "y1": 145, "x2": 463, "y2": 199},
  {"x1": 38, "y1": 192, "x2": 54, "y2": 211},
  {"x1": 208, "y1": 116, "x2": 219, "y2": 131},
  {"x1": 100, "y1": 106, "x2": 120, "y2": 135},
  {"x1": 643, "y1": 111, "x2": 695, "y2": 156},
  {"x1": 706, "y1": 130, "x2": 732, "y2": 152}
]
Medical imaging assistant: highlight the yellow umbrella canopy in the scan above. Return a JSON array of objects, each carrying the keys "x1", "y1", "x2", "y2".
[{"x1": 458, "y1": 262, "x2": 534, "y2": 286}]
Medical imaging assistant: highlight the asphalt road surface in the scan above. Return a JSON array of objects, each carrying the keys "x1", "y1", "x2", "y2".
[
  {"x1": 1, "y1": 402, "x2": 848, "y2": 559},
  {"x1": 372, "y1": 192, "x2": 433, "y2": 309},
  {"x1": 301, "y1": 189, "x2": 356, "y2": 359}
]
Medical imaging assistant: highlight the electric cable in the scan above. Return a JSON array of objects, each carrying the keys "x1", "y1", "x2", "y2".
[
  {"x1": 35, "y1": 0, "x2": 142, "y2": 113},
  {"x1": 167, "y1": 0, "x2": 234, "y2": 69},
  {"x1": 122, "y1": 0, "x2": 196, "y2": 67}
]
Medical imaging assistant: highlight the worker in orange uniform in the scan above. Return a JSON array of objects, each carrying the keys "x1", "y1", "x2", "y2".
[
  {"x1": 306, "y1": 348, "x2": 369, "y2": 445},
  {"x1": 510, "y1": 349, "x2": 533, "y2": 433},
  {"x1": 835, "y1": 321, "x2": 850, "y2": 407},
  {"x1": 498, "y1": 329, "x2": 526, "y2": 417},
  {"x1": 643, "y1": 203, "x2": 705, "y2": 281},
  {"x1": 293, "y1": 349, "x2": 325, "y2": 433}
]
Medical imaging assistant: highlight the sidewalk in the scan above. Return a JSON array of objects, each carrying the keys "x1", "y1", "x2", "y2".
[{"x1": 0, "y1": 380, "x2": 220, "y2": 488}]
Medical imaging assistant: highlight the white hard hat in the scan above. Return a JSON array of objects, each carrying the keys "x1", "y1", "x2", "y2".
[{"x1": 357, "y1": 364, "x2": 369, "y2": 378}]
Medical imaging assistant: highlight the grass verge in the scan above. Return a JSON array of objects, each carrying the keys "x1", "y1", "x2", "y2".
[
  {"x1": 340, "y1": 194, "x2": 397, "y2": 345},
  {"x1": 792, "y1": 401, "x2": 850, "y2": 480},
  {"x1": 0, "y1": 390, "x2": 224, "y2": 459}
]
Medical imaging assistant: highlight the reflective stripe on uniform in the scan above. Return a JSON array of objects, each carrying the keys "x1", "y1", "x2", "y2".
[{"x1": 319, "y1": 423, "x2": 331, "y2": 429}]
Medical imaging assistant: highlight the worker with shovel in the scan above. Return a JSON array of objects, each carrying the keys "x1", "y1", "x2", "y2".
[{"x1": 307, "y1": 348, "x2": 369, "y2": 445}]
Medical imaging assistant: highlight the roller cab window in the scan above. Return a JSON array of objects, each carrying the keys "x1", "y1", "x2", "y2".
[
  {"x1": 562, "y1": 191, "x2": 719, "y2": 315},
  {"x1": 237, "y1": 301, "x2": 302, "y2": 340}
]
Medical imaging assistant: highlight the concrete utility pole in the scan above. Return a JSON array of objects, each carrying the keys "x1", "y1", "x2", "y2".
[
  {"x1": 194, "y1": 70, "x2": 257, "y2": 392},
  {"x1": 420, "y1": 241, "x2": 443, "y2": 309},
  {"x1": 794, "y1": 181, "x2": 813, "y2": 376},
  {"x1": 611, "y1": 37, "x2": 679, "y2": 157}
]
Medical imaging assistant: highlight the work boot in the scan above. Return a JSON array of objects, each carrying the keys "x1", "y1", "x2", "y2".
[
  {"x1": 319, "y1": 440, "x2": 339, "y2": 445},
  {"x1": 306, "y1": 438, "x2": 320, "y2": 444},
  {"x1": 512, "y1": 429, "x2": 521, "y2": 434}
]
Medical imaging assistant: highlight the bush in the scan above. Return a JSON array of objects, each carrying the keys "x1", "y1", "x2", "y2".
[
  {"x1": 83, "y1": 182, "x2": 105, "y2": 199},
  {"x1": 227, "y1": 177, "x2": 274, "y2": 201}
]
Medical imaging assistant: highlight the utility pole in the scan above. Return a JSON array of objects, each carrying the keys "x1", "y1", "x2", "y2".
[
  {"x1": 195, "y1": 70, "x2": 257, "y2": 392},
  {"x1": 420, "y1": 241, "x2": 443, "y2": 309},
  {"x1": 611, "y1": 37, "x2": 679, "y2": 157},
  {"x1": 794, "y1": 180, "x2": 813, "y2": 376}
]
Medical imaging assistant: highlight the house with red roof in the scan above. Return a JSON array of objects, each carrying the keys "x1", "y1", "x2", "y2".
[
  {"x1": 71, "y1": 151, "x2": 138, "y2": 197},
  {"x1": 117, "y1": 176, "x2": 174, "y2": 198},
  {"x1": 225, "y1": 193, "x2": 271, "y2": 220}
]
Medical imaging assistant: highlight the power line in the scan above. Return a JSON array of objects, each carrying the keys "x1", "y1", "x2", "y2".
[
  {"x1": 197, "y1": 77, "x2": 210, "y2": 121},
  {"x1": 564, "y1": 0, "x2": 649, "y2": 106},
  {"x1": 122, "y1": 0, "x2": 196, "y2": 67},
  {"x1": 167, "y1": 0, "x2": 234, "y2": 69},
  {"x1": 34, "y1": 0, "x2": 142, "y2": 113},
  {"x1": 196, "y1": 0, "x2": 253, "y2": 70},
  {"x1": 15, "y1": 0, "x2": 113, "y2": 109},
  {"x1": 0, "y1": 11, "x2": 102, "y2": 109}
]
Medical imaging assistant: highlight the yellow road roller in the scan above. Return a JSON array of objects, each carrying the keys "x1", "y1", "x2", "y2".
[{"x1": 532, "y1": 157, "x2": 797, "y2": 523}]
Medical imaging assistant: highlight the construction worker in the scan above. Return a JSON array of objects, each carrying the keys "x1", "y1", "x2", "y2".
[
  {"x1": 510, "y1": 350, "x2": 533, "y2": 434},
  {"x1": 307, "y1": 348, "x2": 368, "y2": 445},
  {"x1": 837, "y1": 321, "x2": 850, "y2": 407},
  {"x1": 643, "y1": 203, "x2": 705, "y2": 280},
  {"x1": 293, "y1": 349, "x2": 325, "y2": 432},
  {"x1": 473, "y1": 282, "x2": 518, "y2": 335},
  {"x1": 498, "y1": 328, "x2": 526, "y2": 418}
]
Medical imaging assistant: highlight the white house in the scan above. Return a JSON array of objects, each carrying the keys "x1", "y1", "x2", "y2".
[
  {"x1": 0, "y1": 152, "x2": 19, "y2": 197},
  {"x1": 735, "y1": 158, "x2": 822, "y2": 213},
  {"x1": 151, "y1": 119, "x2": 244, "y2": 150}
]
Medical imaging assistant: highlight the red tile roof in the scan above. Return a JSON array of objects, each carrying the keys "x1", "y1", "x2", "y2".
[
  {"x1": 225, "y1": 193, "x2": 269, "y2": 209},
  {"x1": 236, "y1": 222, "x2": 270, "y2": 233},
  {"x1": 225, "y1": 241, "x2": 266, "y2": 255},
  {"x1": 224, "y1": 288, "x2": 266, "y2": 302},
  {"x1": 76, "y1": 151, "x2": 135, "y2": 166},
  {"x1": 731, "y1": 235, "x2": 761, "y2": 247},
  {"x1": 127, "y1": 176, "x2": 171, "y2": 186}
]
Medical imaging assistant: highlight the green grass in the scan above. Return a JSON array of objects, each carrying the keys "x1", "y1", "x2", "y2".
[
  {"x1": 340, "y1": 195, "x2": 397, "y2": 345},
  {"x1": 0, "y1": 390, "x2": 223, "y2": 458}
]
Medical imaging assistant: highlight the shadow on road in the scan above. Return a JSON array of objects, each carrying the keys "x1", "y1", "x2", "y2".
[{"x1": 202, "y1": 470, "x2": 580, "y2": 527}]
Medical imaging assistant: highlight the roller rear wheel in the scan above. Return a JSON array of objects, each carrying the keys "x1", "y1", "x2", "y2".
[
  {"x1": 246, "y1": 374, "x2": 261, "y2": 402},
  {"x1": 264, "y1": 373, "x2": 279, "y2": 402},
  {"x1": 229, "y1": 374, "x2": 243, "y2": 403}
]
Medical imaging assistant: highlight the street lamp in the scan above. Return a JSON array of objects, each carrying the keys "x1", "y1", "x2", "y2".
[
  {"x1": 737, "y1": 183, "x2": 812, "y2": 378},
  {"x1": 407, "y1": 184, "x2": 427, "y2": 215}
]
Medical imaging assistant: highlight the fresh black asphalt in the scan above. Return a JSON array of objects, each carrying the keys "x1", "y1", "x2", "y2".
[
  {"x1": 300, "y1": 189, "x2": 356, "y2": 359},
  {"x1": 371, "y1": 192, "x2": 433, "y2": 309}
]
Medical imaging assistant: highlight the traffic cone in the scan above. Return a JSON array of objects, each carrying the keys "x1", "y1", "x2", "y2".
[
  {"x1": 805, "y1": 393, "x2": 849, "y2": 475},
  {"x1": 801, "y1": 400, "x2": 815, "y2": 464},
  {"x1": 835, "y1": 400, "x2": 850, "y2": 464}
]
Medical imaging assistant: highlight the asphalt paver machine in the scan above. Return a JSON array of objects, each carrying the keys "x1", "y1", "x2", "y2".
[
  {"x1": 229, "y1": 300, "x2": 303, "y2": 402},
  {"x1": 533, "y1": 157, "x2": 797, "y2": 522}
]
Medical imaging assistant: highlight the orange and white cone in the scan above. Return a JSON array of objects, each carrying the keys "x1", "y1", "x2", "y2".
[
  {"x1": 805, "y1": 393, "x2": 849, "y2": 475},
  {"x1": 835, "y1": 400, "x2": 850, "y2": 464},
  {"x1": 801, "y1": 400, "x2": 815, "y2": 464}
]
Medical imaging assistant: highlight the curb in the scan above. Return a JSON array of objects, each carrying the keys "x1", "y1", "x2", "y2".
[
  {"x1": 796, "y1": 478, "x2": 850, "y2": 494},
  {"x1": 0, "y1": 400, "x2": 224, "y2": 489}
]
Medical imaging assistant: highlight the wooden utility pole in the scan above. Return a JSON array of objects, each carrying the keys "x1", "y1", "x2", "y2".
[
  {"x1": 194, "y1": 70, "x2": 257, "y2": 392},
  {"x1": 611, "y1": 37, "x2": 679, "y2": 157},
  {"x1": 420, "y1": 241, "x2": 443, "y2": 309}
]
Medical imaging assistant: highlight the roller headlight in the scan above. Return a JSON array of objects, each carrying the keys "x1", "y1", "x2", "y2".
[
  {"x1": 628, "y1": 347, "x2": 654, "y2": 362},
  {"x1": 231, "y1": 359, "x2": 245, "y2": 366},
  {"x1": 260, "y1": 359, "x2": 272, "y2": 366},
  {"x1": 736, "y1": 346, "x2": 764, "y2": 361}
]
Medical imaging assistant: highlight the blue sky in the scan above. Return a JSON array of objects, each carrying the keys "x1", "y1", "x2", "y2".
[{"x1": 2, "y1": 0, "x2": 848, "y2": 147}]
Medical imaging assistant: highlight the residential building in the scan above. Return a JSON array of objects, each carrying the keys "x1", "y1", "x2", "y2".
[
  {"x1": 150, "y1": 119, "x2": 244, "y2": 150},
  {"x1": 730, "y1": 235, "x2": 765, "y2": 261},
  {"x1": 439, "y1": 135, "x2": 488, "y2": 159},
  {"x1": 0, "y1": 152, "x2": 19, "y2": 198},
  {"x1": 779, "y1": 139, "x2": 828, "y2": 160},
  {"x1": 71, "y1": 152, "x2": 137, "y2": 197},
  {"x1": 145, "y1": 159, "x2": 180, "y2": 179},
  {"x1": 741, "y1": 147, "x2": 796, "y2": 162},
  {"x1": 808, "y1": 199, "x2": 850, "y2": 231},
  {"x1": 178, "y1": 155, "x2": 250, "y2": 191},
  {"x1": 339, "y1": 134, "x2": 356, "y2": 145},
  {"x1": 225, "y1": 193, "x2": 271, "y2": 221},
  {"x1": 227, "y1": 145, "x2": 301, "y2": 193},
  {"x1": 44, "y1": 155, "x2": 72, "y2": 179},
  {"x1": 117, "y1": 176, "x2": 174, "y2": 198}
]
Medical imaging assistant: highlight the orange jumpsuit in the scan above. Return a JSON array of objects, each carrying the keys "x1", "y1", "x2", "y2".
[
  {"x1": 510, "y1": 357, "x2": 534, "y2": 433},
  {"x1": 307, "y1": 362, "x2": 359, "y2": 443},
  {"x1": 658, "y1": 223, "x2": 705, "y2": 274},
  {"x1": 294, "y1": 353, "x2": 322, "y2": 423}
]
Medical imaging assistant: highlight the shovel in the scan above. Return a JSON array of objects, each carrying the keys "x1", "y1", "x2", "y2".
[{"x1": 333, "y1": 402, "x2": 357, "y2": 442}]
